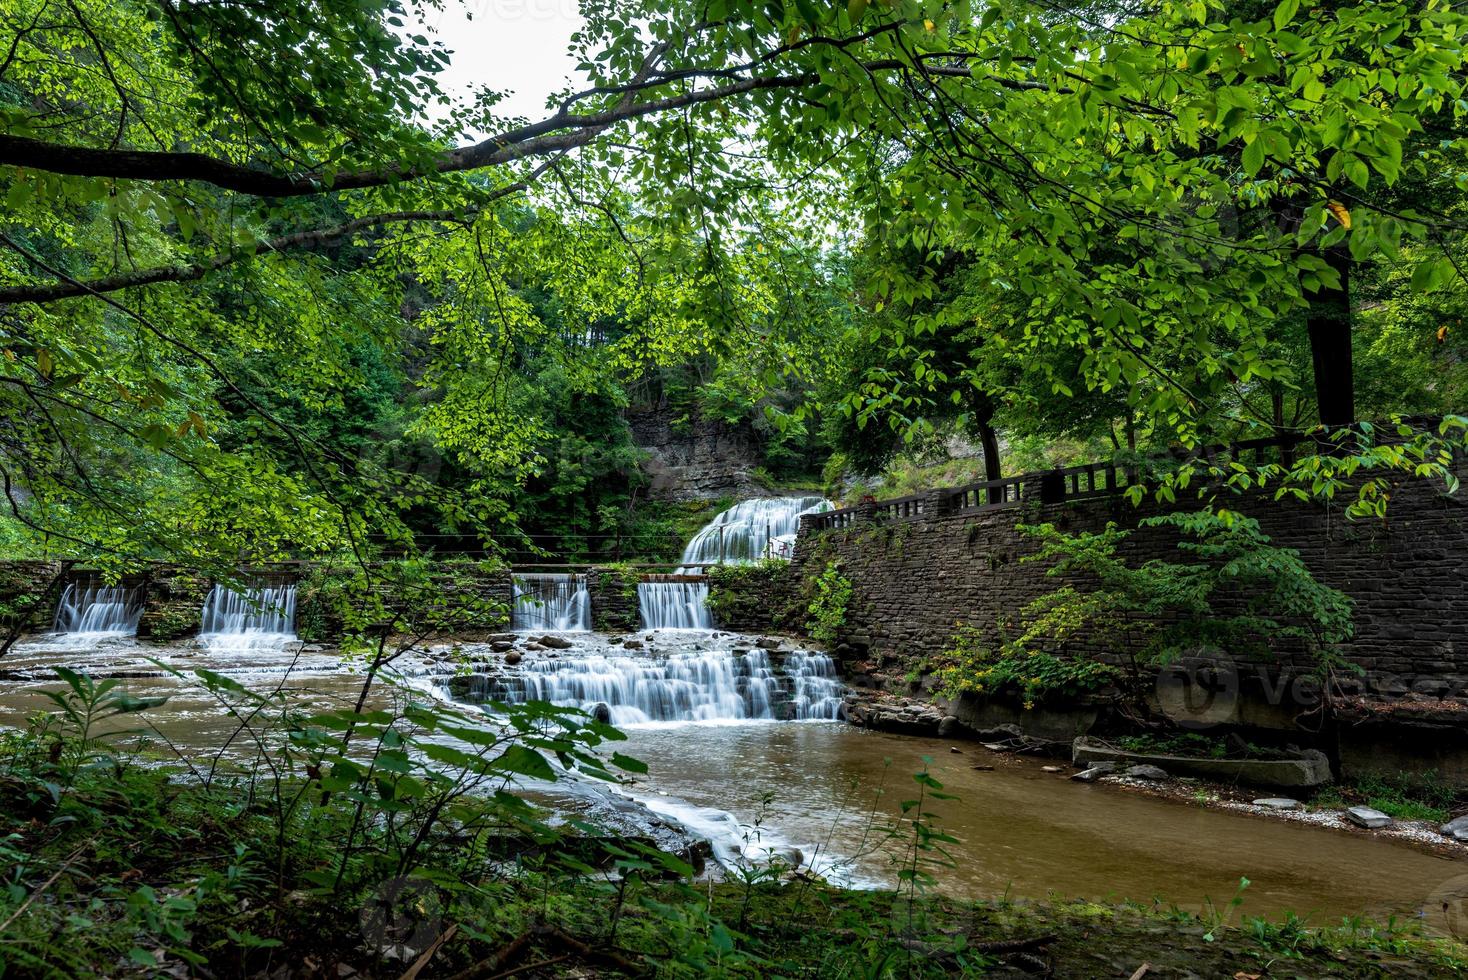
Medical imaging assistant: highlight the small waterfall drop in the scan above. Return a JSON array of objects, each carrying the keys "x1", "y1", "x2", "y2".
[
  {"x1": 198, "y1": 584, "x2": 298, "y2": 651},
  {"x1": 53, "y1": 583, "x2": 143, "y2": 637},
  {"x1": 512, "y1": 573, "x2": 591, "y2": 631},
  {"x1": 679, "y1": 496, "x2": 831, "y2": 568},
  {"x1": 637, "y1": 578, "x2": 713, "y2": 631},
  {"x1": 457, "y1": 641, "x2": 844, "y2": 725}
]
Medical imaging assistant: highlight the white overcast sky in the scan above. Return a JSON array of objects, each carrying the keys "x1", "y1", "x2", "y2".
[{"x1": 414, "y1": 0, "x2": 587, "y2": 126}]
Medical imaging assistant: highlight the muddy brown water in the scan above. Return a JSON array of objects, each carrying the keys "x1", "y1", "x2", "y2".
[{"x1": 1, "y1": 636, "x2": 1463, "y2": 926}]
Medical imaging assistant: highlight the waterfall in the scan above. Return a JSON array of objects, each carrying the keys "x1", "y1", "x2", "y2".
[
  {"x1": 457, "y1": 644, "x2": 843, "y2": 725},
  {"x1": 512, "y1": 573, "x2": 591, "y2": 631},
  {"x1": 787, "y1": 651, "x2": 845, "y2": 720},
  {"x1": 679, "y1": 496, "x2": 831, "y2": 569},
  {"x1": 638, "y1": 579, "x2": 713, "y2": 631},
  {"x1": 199, "y1": 584, "x2": 298, "y2": 651},
  {"x1": 53, "y1": 583, "x2": 142, "y2": 637}
]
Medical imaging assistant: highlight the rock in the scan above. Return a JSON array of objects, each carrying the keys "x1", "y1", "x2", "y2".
[
  {"x1": 589, "y1": 702, "x2": 612, "y2": 724},
  {"x1": 768, "y1": 846, "x2": 804, "y2": 868},
  {"x1": 981, "y1": 742, "x2": 1012, "y2": 753},
  {"x1": 488, "y1": 633, "x2": 517, "y2": 643},
  {"x1": 523, "y1": 642, "x2": 545, "y2": 651},
  {"x1": 1041, "y1": 765, "x2": 1064, "y2": 773},
  {"x1": 756, "y1": 636, "x2": 782, "y2": 650},
  {"x1": 937, "y1": 715, "x2": 966, "y2": 738},
  {"x1": 300, "y1": 644, "x2": 324, "y2": 653},
  {"x1": 503, "y1": 651, "x2": 522, "y2": 666},
  {"x1": 623, "y1": 639, "x2": 643, "y2": 650},
  {"x1": 538, "y1": 634, "x2": 574, "y2": 649},
  {"x1": 491, "y1": 641, "x2": 514, "y2": 652},
  {"x1": 949, "y1": 746, "x2": 962, "y2": 754},
  {"x1": 1252, "y1": 798, "x2": 1302, "y2": 811},
  {"x1": 1441, "y1": 816, "x2": 1468, "y2": 841},
  {"x1": 1123, "y1": 764, "x2": 1170, "y2": 781},
  {"x1": 970, "y1": 765, "x2": 994, "y2": 772},
  {"x1": 1345, "y1": 806, "x2": 1394, "y2": 829},
  {"x1": 1070, "y1": 767, "x2": 1108, "y2": 782},
  {"x1": 1072, "y1": 736, "x2": 1332, "y2": 789}
]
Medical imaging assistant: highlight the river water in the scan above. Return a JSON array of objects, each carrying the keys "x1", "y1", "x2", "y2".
[{"x1": 0, "y1": 631, "x2": 1462, "y2": 925}]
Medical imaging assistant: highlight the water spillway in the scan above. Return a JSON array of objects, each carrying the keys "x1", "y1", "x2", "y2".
[
  {"x1": 198, "y1": 584, "x2": 298, "y2": 651},
  {"x1": 53, "y1": 583, "x2": 143, "y2": 638},
  {"x1": 637, "y1": 577, "x2": 714, "y2": 631},
  {"x1": 512, "y1": 573, "x2": 591, "y2": 631}
]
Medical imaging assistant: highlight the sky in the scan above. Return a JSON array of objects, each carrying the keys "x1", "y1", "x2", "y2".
[{"x1": 413, "y1": 0, "x2": 587, "y2": 127}]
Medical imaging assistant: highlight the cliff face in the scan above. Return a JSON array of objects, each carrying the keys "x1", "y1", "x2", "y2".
[{"x1": 627, "y1": 408, "x2": 765, "y2": 501}]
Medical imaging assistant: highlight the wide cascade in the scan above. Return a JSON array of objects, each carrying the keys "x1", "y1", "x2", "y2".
[
  {"x1": 457, "y1": 640, "x2": 844, "y2": 725},
  {"x1": 198, "y1": 584, "x2": 298, "y2": 651},
  {"x1": 512, "y1": 573, "x2": 591, "y2": 631},
  {"x1": 53, "y1": 583, "x2": 143, "y2": 637},
  {"x1": 637, "y1": 578, "x2": 713, "y2": 630}
]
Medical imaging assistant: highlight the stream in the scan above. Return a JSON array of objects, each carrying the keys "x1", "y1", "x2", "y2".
[{"x1": 1, "y1": 629, "x2": 1462, "y2": 927}]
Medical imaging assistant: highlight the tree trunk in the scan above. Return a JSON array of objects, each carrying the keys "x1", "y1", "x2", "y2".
[
  {"x1": 976, "y1": 416, "x2": 1002, "y2": 503},
  {"x1": 1305, "y1": 245, "x2": 1355, "y2": 431}
]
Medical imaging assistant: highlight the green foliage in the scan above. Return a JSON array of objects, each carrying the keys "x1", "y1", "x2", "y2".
[
  {"x1": 934, "y1": 625, "x2": 1123, "y2": 709},
  {"x1": 804, "y1": 562, "x2": 853, "y2": 646},
  {"x1": 1019, "y1": 508, "x2": 1355, "y2": 678},
  {"x1": 706, "y1": 559, "x2": 790, "y2": 628},
  {"x1": 1313, "y1": 771, "x2": 1458, "y2": 823}
]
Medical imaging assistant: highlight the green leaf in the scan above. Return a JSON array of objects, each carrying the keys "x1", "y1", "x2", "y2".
[{"x1": 1273, "y1": 0, "x2": 1299, "y2": 31}]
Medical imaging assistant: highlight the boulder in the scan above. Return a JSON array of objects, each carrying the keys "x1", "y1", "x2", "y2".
[
  {"x1": 937, "y1": 715, "x2": 965, "y2": 739},
  {"x1": 1252, "y1": 798, "x2": 1303, "y2": 811},
  {"x1": 623, "y1": 639, "x2": 644, "y2": 650},
  {"x1": 589, "y1": 702, "x2": 612, "y2": 724},
  {"x1": 503, "y1": 651, "x2": 523, "y2": 666},
  {"x1": 769, "y1": 845, "x2": 804, "y2": 868},
  {"x1": 1123, "y1": 764, "x2": 1170, "y2": 781},
  {"x1": 1345, "y1": 806, "x2": 1394, "y2": 829},
  {"x1": 523, "y1": 642, "x2": 545, "y2": 652},
  {"x1": 1070, "y1": 766, "x2": 1111, "y2": 783},
  {"x1": 755, "y1": 636, "x2": 782, "y2": 650},
  {"x1": 1441, "y1": 816, "x2": 1468, "y2": 841},
  {"x1": 488, "y1": 633, "x2": 517, "y2": 643},
  {"x1": 538, "y1": 634, "x2": 575, "y2": 649},
  {"x1": 491, "y1": 641, "x2": 514, "y2": 652}
]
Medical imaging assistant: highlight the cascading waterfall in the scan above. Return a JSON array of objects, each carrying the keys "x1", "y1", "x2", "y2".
[
  {"x1": 457, "y1": 645, "x2": 843, "y2": 725},
  {"x1": 637, "y1": 579, "x2": 713, "y2": 631},
  {"x1": 53, "y1": 583, "x2": 143, "y2": 637},
  {"x1": 679, "y1": 496, "x2": 831, "y2": 569},
  {"x1": 786, "y1": 651, "x2": 845, "y2": 720},
  {"x1": 512, "y1": 573, "x2": 591, "y2": 631},
  {"x1": 198, "y1": 584, "x2": 298, "y2": 651},
  {"x1": 635, "y1": 496, "x2": 834, "y2": 631}
]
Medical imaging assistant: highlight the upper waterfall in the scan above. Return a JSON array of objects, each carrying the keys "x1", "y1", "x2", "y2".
[{"x1": 678, "y1": 496, "x2": 831, "y2": 570}]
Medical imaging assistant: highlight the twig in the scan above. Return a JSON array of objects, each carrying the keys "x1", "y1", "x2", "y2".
[
  {"x1": 396, "y1": 923, "x2": 458, "y2": 980},
  {"x1": 1128, "y1": 964, "x2": 1151, "y2": 980},
  {"x1": 0, "y1": 845, "x2": 86, "y2": 934},
  {"x1": 442, "y1": 929, "x2": 533, "y2": 980}
]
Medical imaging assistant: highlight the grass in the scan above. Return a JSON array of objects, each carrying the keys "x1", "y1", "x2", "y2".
[{"x1": 1313, "y1": 771, "x2": 1459, "y2": 823}]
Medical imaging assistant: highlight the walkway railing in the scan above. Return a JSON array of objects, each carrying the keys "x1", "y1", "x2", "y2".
[{"x1": 805, "y1": 434, "x2": 1302, "y2": 532}]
